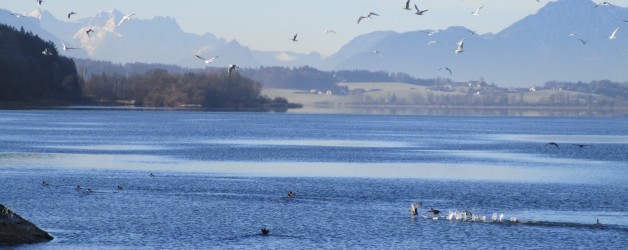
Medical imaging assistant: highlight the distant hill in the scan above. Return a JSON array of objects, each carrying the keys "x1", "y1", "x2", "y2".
[
  {"x1": 319, "y1": 0, "x2": 628, "y2": 87},
  {"x1": 0, "y1": 23, "x2": 81, "y2": 104}
]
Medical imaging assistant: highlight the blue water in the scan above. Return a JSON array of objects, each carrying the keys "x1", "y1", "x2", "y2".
[{"x1": 1, "y1": 110, "x2": 627, "y2": 249}]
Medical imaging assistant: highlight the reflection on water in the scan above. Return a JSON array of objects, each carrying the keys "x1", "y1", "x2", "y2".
[{"x1": 0, "y1": 152, "x2": 623, "y2": 184}]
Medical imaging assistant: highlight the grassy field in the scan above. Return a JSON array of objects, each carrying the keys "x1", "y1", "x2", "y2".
[{"x1": 261, "y1": 82, "x2": 625, "y2": 116}]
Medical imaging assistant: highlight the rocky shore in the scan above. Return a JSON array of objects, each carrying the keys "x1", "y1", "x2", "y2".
[{"x1": 0, "y1": 204, "x2": 53, "y2": 246}]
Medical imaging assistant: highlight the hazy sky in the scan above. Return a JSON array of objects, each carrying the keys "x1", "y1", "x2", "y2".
[{"x1": 4, "y1": 0, "x2": 627, "y2": 56}]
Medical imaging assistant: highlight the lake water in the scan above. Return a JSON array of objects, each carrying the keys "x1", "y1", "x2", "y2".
[{"x1": 1, "y1": 110, "x2": 627, "y2": 249}]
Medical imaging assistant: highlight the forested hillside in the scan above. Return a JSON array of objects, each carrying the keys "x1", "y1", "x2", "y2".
[{"x1": 0, "y1": 24, "x2": 81, "y2": 103}]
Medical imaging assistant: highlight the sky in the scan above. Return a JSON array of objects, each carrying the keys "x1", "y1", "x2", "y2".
[{"x1": 3, "y1": 0, "x2": 628, "y2": 56}]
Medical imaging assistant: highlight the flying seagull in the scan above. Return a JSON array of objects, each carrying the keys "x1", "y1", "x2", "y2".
[
  {"x1": 472, "y1": 6, "x2": 485, "y2": 16},
  {"x1": 61, "y1": 41, "x2": 80, "y2": 51},
  {"x1": 421, "y1": 30, "x2": 438, "y2": 36},
  {"x1": 572, "y1": 144, "x2": 590, "y2": 148},
  {"x1": 577, "y1": 39, "x2": 588, "y2": 45},
  {"x1": 404, "y1": 0, "x2": 411, "y2": 10},
  {"x1": 439, "y1": 67, "x2": 453, "y2": 76},
  {"x1": 414, "y1": 5, "x2": 428, "y2": 15},
  {"x1": 568, "y1": 33, "x2": 579, "y2": 37},
  {"x1": 370, "y1": 50, "x2": 383, "y2": 58},
  {"x1": 455, "y1": 39, "x2": 465, "y2": 54},
  {"x1": 427, "y1": 40, "x2": 438, "y2": 46},
  {"x1": 41, "y1": 48, "x2": 53, "y2": 56},
  {"x1": 609, "y1": 27, "x2": 619, "y2": 39},
  {"x1": 593, "y1": 1, "x2": 613, "y2": 8},
  {"x1": 324, "y1": 29, "x2": 336, "y2": 34},
  {"x1": 36, "y1": 0, "x2": 43, "y2": 7},
  {"x1": 116, "y1": 14, "x2": 135, "y2": 29},
  {"x1": 9, "y1": 13, "x2": 24, "y2": 18},
  {"x1": 290, "y1": 34, "x2": 298, "y2": 42},
  {"x1": 358, "y1": 12, "x2": 379, "y2": 24},
  {"x1": 227, "y1": 64, "x2": 239, "y2": 77},
  {"x1": 545, "y1": 142, "x2": 560, "y2": 149},
  {"x1": 195, "y1": 55, "x2": 219, "y2": 64},
  {"x1": 67, "y1": 11, "x2": 76, "y2": 19},
  {"x1": 624, "y1": 20, "x2": 628, "y2": 24},
  {"x1": 86, "y1": 28, "x2": 94, "y2": 37}
]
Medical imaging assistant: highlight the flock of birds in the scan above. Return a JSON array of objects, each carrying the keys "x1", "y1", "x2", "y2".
[
  {"x1": 8, "y1": 0, "x2": 627, "y2": 79},
  {"x1": 40, "y1": 172, "x2": 157, "y2": 194}
]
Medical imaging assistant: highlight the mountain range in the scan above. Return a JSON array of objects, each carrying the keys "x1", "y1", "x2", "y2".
[{"x1": 1, "y1": 0, "x2": 626, "y2": 87}]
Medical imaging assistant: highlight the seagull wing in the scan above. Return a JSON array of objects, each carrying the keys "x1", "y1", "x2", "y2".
[{"x1": 195, "y1": 55, "x2": 207, "y2": 61}]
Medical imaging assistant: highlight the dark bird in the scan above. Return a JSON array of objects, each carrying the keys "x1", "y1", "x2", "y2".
[
  {"x1": 439, "y1": 67, "x2": 453, "y2": 76},
  {"x1": 261, "y1": 228, "x2": 270, "y2": 235},
  {"x1": 572, "y1": 144, "x2": 590, "y2": 148},
  {"x1": 593, "y1": 1, "x2": 613, "y2": 8},
  {"x1": 414, "y1": 4, "x2": 429, "y2": 15},
  {"x1": 67, "y1": 11, "x2": 76, "y2": 19},
  {"x1": 42, "y1": 181, "x2": 49, "y2": 186},
  {"x1": 149, "y1": 173, "x2": 155, "y2": 177},
  {"x1": 228, "y1": 64, "x2": 239, "y2": 77},
  {"x1": 577, "y1": 39, "x2": 588, "y2": 45},
  {"x1": 427, "y1": 208, "x2": 441, "y2": 215},
  {"x1": 86, "y1": 28, "x2": 94, "y2": 37},
  {"x1": 287, "y1": 191, "x2": 295, "y2": 198},
  {"x1": 290, "y1": 34, "x2": 298, "y2": 42},
  {"x1": 404, "y1": 0, "x2": 411, "y2": 10},
  {"x1": 36, "y1": 0, "x2": 43, "y2": 7},
  {"x1": 545, "y1": 142, "x2": 560, "y2": 149},
  {"x1": 117, "y1": 185, "x2": 123, "y2": 190},
  {"x1": 624, "y1": 20, "x2": 628, "y2": 24}
]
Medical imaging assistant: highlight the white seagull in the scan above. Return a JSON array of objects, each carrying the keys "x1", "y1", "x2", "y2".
[
  {"x1": 455, "y1": 39, "x2": 465, "y2": 54},
  {"x1": 609, "y1": 27, "x2": 619, "y2": 39},
  {"x1": 61, "y1": 41, "x2": 80, "y2": 51},
  {"x1": 358, "y1": 12, "x2": 379, "y2": 24},
  {"x1": 421, "y1": 30, "x2": 438, "y2": 36},
  {"x1": 427, "y1": 40, "x2": 438, "y2": 46},
  {"x1": 290, "y1": 34, "x2": 298, "y2": 42},
  {"x1": 227, "y1": 64, "x2": 239, "y2": 77},
  {"x1": 67, "y1": 11, "x2": 76, "y2": 19},
  {"x1": 472, "y1": 6, "x2": 485, "y2": 16},
  {"x1": 116, "y1": 14, "x2": 135, "y2": 29},
  {"x1": 414, "y1": 4, "x2": 428, "y2": 15},
  {"x1": 195, "y1": 55, "x2": 219, "y2": 64},
  {"x1": 324, "y1": 29, "x2": 336, "y2": 34},
  {"x1": 42, "y1": 48, "x2": 53, "y2": 56}
]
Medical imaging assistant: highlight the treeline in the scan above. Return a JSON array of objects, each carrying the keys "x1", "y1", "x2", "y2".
[
  {"x1": 84, "y1": 69, "x2": 294, "y2": 110},
  {"x1": 0, "y1": 24, "x2": 294, "y2": 110},
  {"x1": 332, "y1": 70, "x2": 434, "y2": 86},
  {"x1": 0, "y1": 24, "x2": 81, "y2": 103},
  {"x1": 544, "y1": 80, "x2": 628, "y2": 100}
]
